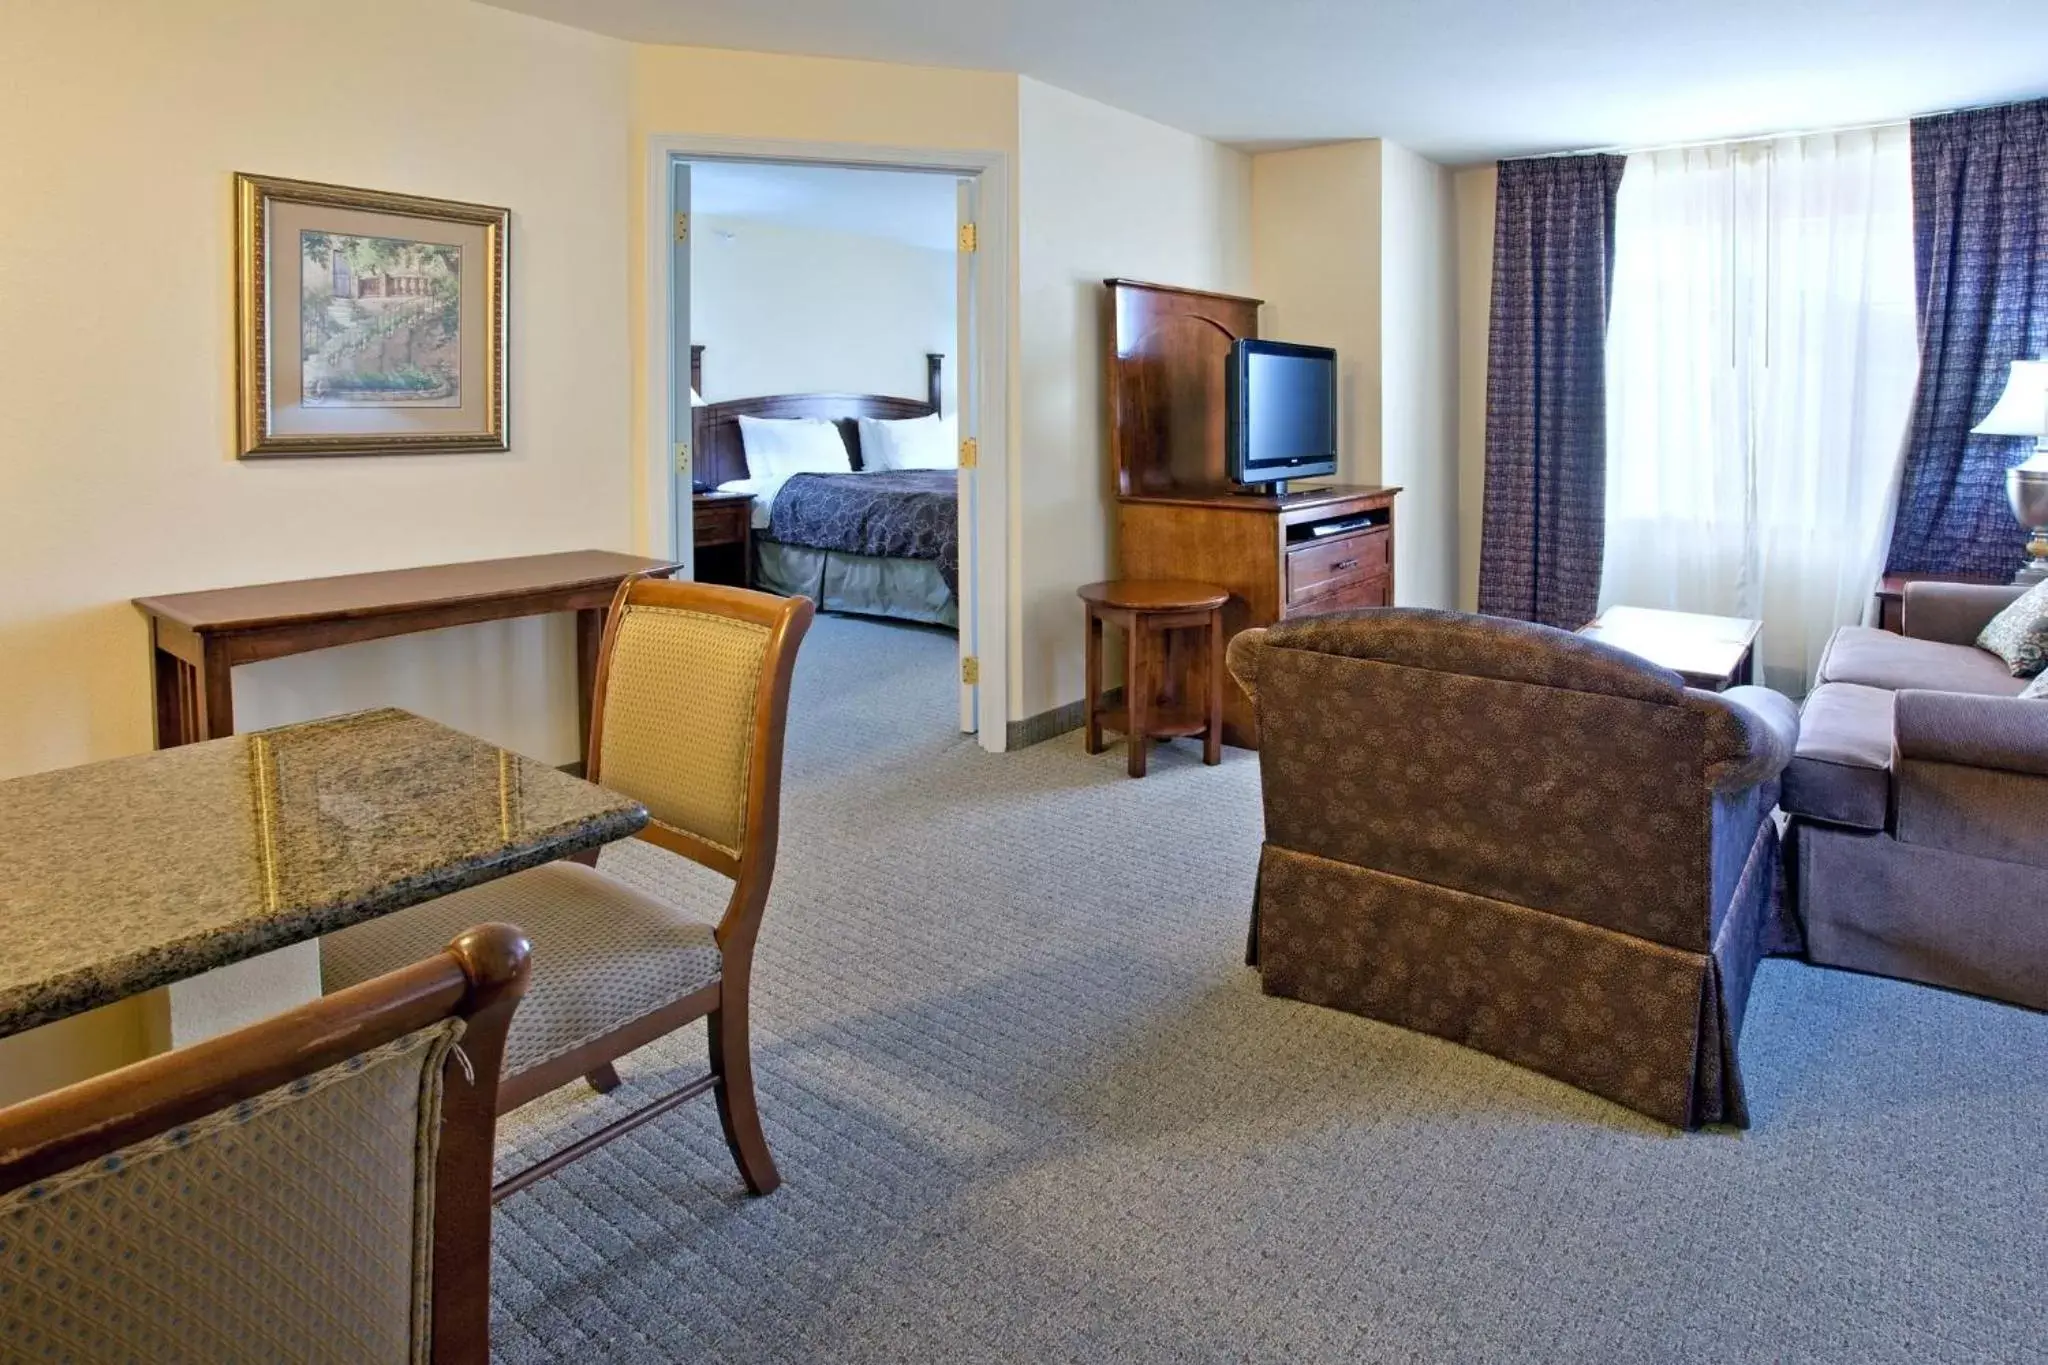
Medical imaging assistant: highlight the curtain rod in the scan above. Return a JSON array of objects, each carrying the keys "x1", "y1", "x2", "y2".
[{"x1": 1500, "y1": 114, "x2": 1913, "y2": 164}]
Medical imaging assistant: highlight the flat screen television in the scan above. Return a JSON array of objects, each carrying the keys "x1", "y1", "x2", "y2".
[{"x1": 1225, "y1": 339, "x2": 1337, "y2": 494}]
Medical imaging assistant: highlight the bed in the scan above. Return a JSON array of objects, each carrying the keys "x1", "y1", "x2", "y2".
[{"x1": 691, "y1": 346, "x2": 960, "y2": 629}]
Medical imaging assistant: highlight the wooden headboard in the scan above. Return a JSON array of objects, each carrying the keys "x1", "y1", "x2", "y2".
[{"x1": 690, "y1": 348, "x2": 944, "y2": 490}]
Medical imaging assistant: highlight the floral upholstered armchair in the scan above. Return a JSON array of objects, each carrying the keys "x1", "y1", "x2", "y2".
[{"x1": 1227, "y1": 609, "x2": 1801, "y2": 1129}]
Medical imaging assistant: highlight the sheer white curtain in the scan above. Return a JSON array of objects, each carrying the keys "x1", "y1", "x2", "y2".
[{"x1": 1602, "y1": 126, "x2": 1919, "y2": 691}]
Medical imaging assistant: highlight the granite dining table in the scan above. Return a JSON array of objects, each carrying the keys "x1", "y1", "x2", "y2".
[{"x1": 0, "y1": 708, "x2": 648, "y2": 1058}]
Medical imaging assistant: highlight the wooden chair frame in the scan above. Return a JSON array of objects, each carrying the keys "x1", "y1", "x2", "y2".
[
  {"x1": 492, "y1": 576, "x2": 813, "y2": 1200},
  {"x1": 0, "y1": 924, "x2": 531, "y2": 1365}
]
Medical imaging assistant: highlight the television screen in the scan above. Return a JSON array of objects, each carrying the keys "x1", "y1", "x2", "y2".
[{"x1": 1227, "y1": 340, "x2": 1337, "y2": 487}]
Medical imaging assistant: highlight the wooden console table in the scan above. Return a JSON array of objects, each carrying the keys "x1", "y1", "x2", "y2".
[{"x1": 135, "y1": 550, "x2": 677, "y2": 752}]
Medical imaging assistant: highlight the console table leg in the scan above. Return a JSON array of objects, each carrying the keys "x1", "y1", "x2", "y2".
[
  {"x1": 576, "y1": 607, "x2": 605, "y2": 767},
  {"x1": 152, "y1": 648, "x2": 192, "y2": 749},
  {"x1": 195, "y1": 641, "x2": 235, "y2": 742}
]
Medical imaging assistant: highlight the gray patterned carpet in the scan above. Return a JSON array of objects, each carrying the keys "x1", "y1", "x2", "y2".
[{"x1": 491, "y1": 616, "x2": 2048, "y2": 1364}]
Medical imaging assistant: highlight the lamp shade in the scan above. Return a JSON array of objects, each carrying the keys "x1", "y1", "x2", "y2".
[{"x1": 1972, "y1": 360, "x2": 2048, "y2": 437}]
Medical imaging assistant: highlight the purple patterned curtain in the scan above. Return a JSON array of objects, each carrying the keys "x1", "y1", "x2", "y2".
[
  {"x1": 1886, "y1": 98, "x2": 2048, "y2": 577},
  {"x1": 1478, "y1": 154, "x2": 1627, "y2": 627}
]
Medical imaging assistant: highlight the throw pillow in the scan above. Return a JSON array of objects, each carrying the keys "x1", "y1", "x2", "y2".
[
  {"x1": 2022, "y1": 672, "x2": 2048, "y2": 700},
  {"x1": 1976, "y1": 580, "x2": 2048, "y2": 677}
]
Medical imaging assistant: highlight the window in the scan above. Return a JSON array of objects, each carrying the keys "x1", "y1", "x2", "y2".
[{"x1": 1602, "y1": 127, "x2": 1919, "y2": 690}]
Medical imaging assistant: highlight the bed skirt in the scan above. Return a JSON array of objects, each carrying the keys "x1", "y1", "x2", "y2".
[{"x1": 754, "y1": 540, "x2": 957, "y2": 630}]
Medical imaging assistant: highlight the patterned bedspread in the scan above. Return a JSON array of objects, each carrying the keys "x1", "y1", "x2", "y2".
[{"x1": 766, "y1": 470, "x2": 958, "y2": 596}]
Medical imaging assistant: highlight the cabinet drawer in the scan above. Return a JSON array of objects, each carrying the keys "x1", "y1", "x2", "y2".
[
  {"x1": 694, "y1": 500, "x2": 750, "y2": 547},
  {"x1": 1286, "y1": 529, "x2": 1389, "y2": 605},
  {"x1": 1285, "y1": 572, "x2": 1389, "y2": 618}
]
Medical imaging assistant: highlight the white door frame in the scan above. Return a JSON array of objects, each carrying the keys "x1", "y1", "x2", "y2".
[{"x1": 644, "y1": 133, "x2": 1011, "y2": 753}]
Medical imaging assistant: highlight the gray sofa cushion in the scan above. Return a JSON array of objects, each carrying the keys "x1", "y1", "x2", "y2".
[
  {"x1": 1782, "y1": 683, "x2": 1893, "y2": 830},
  {"x1": 1814, "y1": 626, "x2": 2026, "y2": 698}
]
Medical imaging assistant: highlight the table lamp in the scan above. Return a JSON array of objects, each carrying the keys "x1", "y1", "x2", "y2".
[{"x1": 1974, "y1": 359, "x2": 2048, "y2": 584}]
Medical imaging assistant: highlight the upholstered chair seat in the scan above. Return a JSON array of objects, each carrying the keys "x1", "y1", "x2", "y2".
[{"x1": 324, "y1": 863, "x2": 721, "y2": 1079}]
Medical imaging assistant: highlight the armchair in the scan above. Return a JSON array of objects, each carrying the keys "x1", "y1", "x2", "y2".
[
  {"x1": 1228, "y1": 609, "x2": 1800, "y2": 1129},
  {"x1": 0, "y1": 924, "x2": 529, "y2": 1364}
]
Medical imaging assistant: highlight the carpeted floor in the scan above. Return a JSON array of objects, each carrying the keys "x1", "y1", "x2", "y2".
[{"x1": 491, "y1": 615, "x2": 2048, "y2": 1364}]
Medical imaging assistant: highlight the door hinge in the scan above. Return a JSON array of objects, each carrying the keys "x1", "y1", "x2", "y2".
[
  {"x1": 958, "y1": 437, "x2": 978, "y2": 469},
  {"x1": 674, "y1": 212, "x2": 689, "y2": 243},
  {"x1": 958, "y1": 221, "x2": 978, "y2": 253},
  {"x1": 961, "y1": 656, "x2": 980, "y2": 685},
  {"x1": 674, "y1": 441, "x2": 690, "y2": 476}
]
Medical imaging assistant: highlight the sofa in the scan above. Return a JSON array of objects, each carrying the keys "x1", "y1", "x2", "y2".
[
  {"x1": 1783, "y1": 581, "x2": 2048, "y2": 1011},
  {"x1": 1226, "y1": 609, "x2": 1801, "y2": 1130}
]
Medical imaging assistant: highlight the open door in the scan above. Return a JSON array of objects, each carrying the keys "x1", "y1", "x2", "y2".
[
  {"x1": 669, "y1": 158, "x2": 695, "y2": 571},
  {"x1": 955, "y1": 177, "x2": 980, "y2": 735}
]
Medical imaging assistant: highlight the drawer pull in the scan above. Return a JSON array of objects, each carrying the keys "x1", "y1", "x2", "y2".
[{"x1": 1333, "y1": 558, "x2": 1359, "y2": 571}]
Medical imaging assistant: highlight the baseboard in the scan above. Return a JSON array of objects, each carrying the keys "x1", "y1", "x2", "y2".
[{"x1": 1006, "y1": 688, "x2": 1121, "y2": 750}]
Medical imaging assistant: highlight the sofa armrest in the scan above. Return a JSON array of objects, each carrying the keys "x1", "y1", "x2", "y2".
[
  {"x1": 1902, "y1": 582, "x2": 2027, "y2": 645},
  {"x1": 1697, "y1": 684, "x2": 1799, "y2": 791},
  {"x1": 1894, "y1": 689, "x2": 2048, "y2": 777}
]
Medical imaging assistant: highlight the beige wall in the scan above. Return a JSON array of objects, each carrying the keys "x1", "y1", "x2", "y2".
[
  {"x1": 1454, "y1": 165, "x2": 1499, "y2": 612},
  {"x1": 1252, "y1": 140, "x2": 1465, "y2": 609},
  {"x1": 1378, "y1": 142, "x2": 1460, "y2": 609},
  {"x1": 0, "y1": 0, "x2": 630, "y2": 1101},
  {"x1": 1014, "y1": 78, "x2": 1253, "y2": 721},
  {"x1": 1250, "y1": 143, "x2": 1384, "y2": 486},
  {"x1": 0, "y1": 0, "x2": 632, "y2": 782},
  {"x1": 693, "y1": 216, "x2": 956, "y2": 413}
]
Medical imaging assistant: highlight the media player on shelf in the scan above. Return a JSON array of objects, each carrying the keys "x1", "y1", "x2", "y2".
[{"x1": 1225, "y1": 338, "x2": 1338, "y2": 496}]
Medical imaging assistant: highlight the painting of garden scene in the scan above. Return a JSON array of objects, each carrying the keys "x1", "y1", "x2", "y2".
[{"x1": 300, "y1": 230, "x2": 461, "y2": 406}]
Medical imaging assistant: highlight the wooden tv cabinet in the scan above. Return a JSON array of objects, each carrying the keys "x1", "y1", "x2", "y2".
[
  {"x1": 1119, "y1": 485, "x2": 1398, "y2": 747},
  {"x1": 1103, "y1": 278, "x2": 1401, "y2": 749}
]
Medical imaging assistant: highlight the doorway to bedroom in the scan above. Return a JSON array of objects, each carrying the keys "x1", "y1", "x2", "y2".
[{"x1": 659, "y1": 148, "x2": 1004, "y2": 748}]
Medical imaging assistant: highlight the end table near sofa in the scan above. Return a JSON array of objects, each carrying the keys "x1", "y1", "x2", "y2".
[
  {"x1": 1873, "y1": 571, "x2": 2008, "y2": 634},
  {"x1": 1578, "y1": 605, "x2": 1763, "y2": 691}
]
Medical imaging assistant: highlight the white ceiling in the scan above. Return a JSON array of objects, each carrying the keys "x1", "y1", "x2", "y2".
[
  {"x1": 689, "y1": 161, "x2": 958, "y2": 251},
  {"x1": 487, "y1": 0, "x2": 2048, "y2": 162}
]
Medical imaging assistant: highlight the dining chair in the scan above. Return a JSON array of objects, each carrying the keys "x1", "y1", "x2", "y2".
[
  {"x1": 0, "y1": 922, "x2": 530, "y2": 1365},
  {"x1": 320, "y1": 577, "x2": 815, "y2": 1199}
]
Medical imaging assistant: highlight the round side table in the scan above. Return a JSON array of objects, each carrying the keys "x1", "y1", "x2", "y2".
[{"x1": 1076, "y1": 579, "x2": 1230, "y2": 778}]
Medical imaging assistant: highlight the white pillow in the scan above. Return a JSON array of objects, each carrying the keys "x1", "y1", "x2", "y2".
[
  {"x1": 738, "y1": 415, "x2": 852, "y2": 478},
  {"x1": 858, "y1": 413, "x2": 958, "y2": 472}
]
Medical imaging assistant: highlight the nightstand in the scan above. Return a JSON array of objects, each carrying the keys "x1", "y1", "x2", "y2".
[{"x1": 693, "y1": 491, "x2": 753, "y2": 588}]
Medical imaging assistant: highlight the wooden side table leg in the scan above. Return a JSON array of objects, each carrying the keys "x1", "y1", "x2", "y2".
[
  {"x1": 1083, "y1": 604, "x2": 1104, "y2": 755},
  {"x1": 1125, "y1": 616, "x2": 1150, "y2": 779},
  {"x1": 576, "y1": 606, "x2": 605, "y2": 768},
  {"x1": 1204, "y1": 608, "x2": 1223, "y2": 766}
]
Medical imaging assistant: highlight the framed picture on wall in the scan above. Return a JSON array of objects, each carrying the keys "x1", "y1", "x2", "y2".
[{"x1": 234, "y1": 173, "x2": 508, "y2": 457}]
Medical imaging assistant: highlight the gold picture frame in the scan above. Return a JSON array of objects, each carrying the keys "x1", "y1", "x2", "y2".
[{"x1": 235, "y1": 173, "x2": 508, "y2": 457}]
